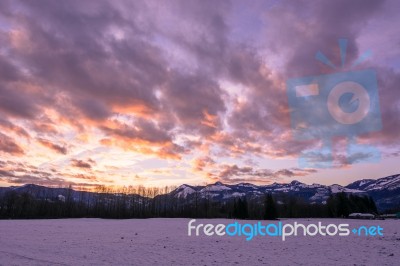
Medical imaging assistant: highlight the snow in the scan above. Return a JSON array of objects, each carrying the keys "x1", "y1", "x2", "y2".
[
  {"x1": 388, "y1": 185, "x2": 400, "y2": 191},
  {"x1": 231, "y1": 192, "x2": 245, "y2": 197},
  {"x1": 310, "y1": 189, "x2": 330, "y2": 201},
  {"x1": 0, "y1": 218, "x2": 398, "y2": 265},
  {"x1": 175, "y1": 186, "x2": 196, "y2": 198},
  {"x1": 305, "y1": 183, "x2": 322, "y2": 188},
  {"x1": 348, "y1": 213, "x2": 375, "y2": 218},
  {"x1": 273, "y1": 188, "x2": 289, "y2": 192},
  {"x1": 222, "y1": 192, "x2": 245, "y2": 199},
  {"x1": 355, "y1": 175, "x2": 400, "y2": 191},
  {"x1": 359, "y1": 180, "x2": 373, "y2": 187},
  {"x1": 57, "y1": 195, "x2": 66, "y2": 202},
  {"x1": 237, "y1": 183, "x2": 257, "y2": 189},
  {"x1": 330, "y1": 184, "x2": 364, "y2": 194},
  {"x1": 201, "y1": 184, "x2": 231, "y2": 192},
  {"x1": 176, "y1": 184, "x2": 188, "y2": 190}
]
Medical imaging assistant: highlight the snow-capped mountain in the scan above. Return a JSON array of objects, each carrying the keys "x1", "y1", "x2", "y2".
[
  {"x1": 174, "y1": 184, "x2": 197, "y2": 198},
  {"x1": 168, "y1": 174, "x2": 400, "y2": 210},
  {"x1": 346, "y1": 174, "x2": 400, "y2": 191},
  {"x1": 1, "y1": 174, "x2": 399, "y2": 211},
  {"x1": 345, "y1": 174, "x2": 400, "y2": 210},
  {"x1": 169, "y1": 180, "x2": 364, "y2": 203}
]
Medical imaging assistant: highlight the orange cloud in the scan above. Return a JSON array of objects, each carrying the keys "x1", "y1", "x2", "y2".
[
  {"x1": 37, "y1": 138, "x2": 67, "y2": 154},
  {"x1": 0, "y1": 133, "x2": 25, "y2": 156}
]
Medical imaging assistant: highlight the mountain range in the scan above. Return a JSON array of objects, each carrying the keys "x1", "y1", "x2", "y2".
[
  {"x1": 170, "y1": 174, "x2": 400, "y2": 211},
  {"x1": 1, "y1": 173, "x2": 399, "y2": 211}
]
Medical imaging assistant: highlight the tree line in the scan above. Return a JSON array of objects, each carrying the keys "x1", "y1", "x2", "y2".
[{"x1": 0, "y1": 185, "x2": 378, "y2": 219}]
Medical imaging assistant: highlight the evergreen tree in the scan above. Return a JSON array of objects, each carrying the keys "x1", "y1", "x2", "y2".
[
  {"x1": 264, "y1": 194, "x2": 278, "y2": 220},
  {"x1": 240, "y1": 197, "x2": 249, "y2": 219},
  {"x1": 232, "y1": 198, "x2": 249, "y2": 219}
]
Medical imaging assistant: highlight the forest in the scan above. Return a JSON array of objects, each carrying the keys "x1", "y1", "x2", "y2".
[{"x1": 0, "y1": 185, "x2": 379, "y2": 219}]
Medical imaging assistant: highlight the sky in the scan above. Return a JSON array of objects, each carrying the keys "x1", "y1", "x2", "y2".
[{"x1": 0, "y1": 0, "x2": 399, "y2": 189}]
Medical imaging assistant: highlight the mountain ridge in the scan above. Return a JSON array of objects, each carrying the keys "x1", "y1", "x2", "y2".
[
  {"x1": 1, "y1": 173, "x2": 399, "y2": 211},
  {"x1": 169, "y1": 174, "x2": 400, "y2": 211}
]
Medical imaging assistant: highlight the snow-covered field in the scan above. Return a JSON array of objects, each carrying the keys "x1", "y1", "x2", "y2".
[{"x1": 0, "y1": 218, "x2": 398, "y2": 265}]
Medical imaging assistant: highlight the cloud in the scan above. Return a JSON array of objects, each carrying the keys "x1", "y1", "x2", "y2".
[
  {"x1": 161, "y1": 73, "x2": 226, "y2": 136},
  {"x1": 37, "y1": 138, "x2": 68, "y2": 155},
  {"x1": 0, "y1": 0, "x2": 398, "y2": 186},
  {"x1": 0, "y1": 161, "x2": 98, "y2": 187},
  {"x1": 0, "y1": 118, "x2": 30, "y2": 138},
  {"x1": 192, "y1": 156, "x2": 216, "y2": 172},
  {"x1": 70, "y1": 159, "x2": 95, "y2": 169},
  {"x1": 100, "y1": 119, "x2": 172, "y2": 144},
  {"x1": 0, "y1": 173, "x2": 93, "y2": 187},
  {"x1": 193, "y1": 156, "x2": 317, "y2": 184},
  {"x1": 214, "y1": 164, "x2": 317, "y2": 184},
  {"x1": 0, "y1": 133, "x2": 24, "y2": 155},
  {"x1": 99, "y1": 118, "x2": 186, "y2": 159}
]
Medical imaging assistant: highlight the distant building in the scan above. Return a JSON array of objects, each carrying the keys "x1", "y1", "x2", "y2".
[{"x1": 348, "y1": 213, "x2": 375, "y2": 219}]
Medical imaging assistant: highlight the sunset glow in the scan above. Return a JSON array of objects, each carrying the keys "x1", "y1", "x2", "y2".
[{"x1": 0, "y1": 0, "x2": 399, "y2": 189}]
